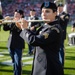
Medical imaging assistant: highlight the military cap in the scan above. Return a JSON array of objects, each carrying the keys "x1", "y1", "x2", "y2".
[
  {"x1": 41, "y1": 1, "x2": 57, "y2": 11},
  {"x1": 58, "y1": 3, "x2": 64, "y2": 7}
]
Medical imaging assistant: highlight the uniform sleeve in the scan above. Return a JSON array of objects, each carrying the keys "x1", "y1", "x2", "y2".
[
  {"x1": 31, "y1": 17, "x2": 40, "y2": 28},
  {"x1": 3, "y1": 24, "x2": 11, "y2": 31},
  {"x1": 20, "y1": 28, "x2": 60, "y2": 46},
  {"x1": 3, "y1": 23, "x2": 22, "y2": 33},
  {"x1": 64, "y1": 14, "x2": 70, "y2": 22}
]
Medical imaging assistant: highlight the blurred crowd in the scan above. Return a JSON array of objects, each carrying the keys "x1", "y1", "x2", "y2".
[
  {"x1": 67, "y1": 0, "x2": 75, "y2": 22},
  {"x1": 1, "y1": 0, "x2": 75, "y2": 22},
  {"x1": 1, "y1": 0, "x2": 54, "y2": 17}
]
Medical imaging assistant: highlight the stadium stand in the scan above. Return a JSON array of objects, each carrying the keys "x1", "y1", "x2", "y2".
[
  {"x1": 1, "y1": 0, "x2": 75, "y2": 22},
  {"x1": 1, "y1": 0, "x2": 54, "y2": 17}
]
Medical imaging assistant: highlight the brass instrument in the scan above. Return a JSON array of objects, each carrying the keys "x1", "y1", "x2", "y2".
[{"x1": 0, "y1": 19, "x2": 50, "y2": 25}]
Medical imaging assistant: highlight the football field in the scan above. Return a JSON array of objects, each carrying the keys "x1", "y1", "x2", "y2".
[
  {"x1": 0, "y1": 41, "x2": 33, "y2": 75},
  {"x1": 0, "y1": 26, "x2": 75, "y2": 75},
  {"x1": 0, "y1": 43, "x2": 75, "y2": 75}
]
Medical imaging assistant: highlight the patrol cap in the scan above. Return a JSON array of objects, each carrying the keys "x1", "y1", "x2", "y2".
[
  {"x1": 58, "y1": 3, "x2": 64, "y2": 7},
  {"x1": 41, "y1": 2, "x2": 57, "y2": 11},
  {"x1": 15, "y1": 9, "x2": 24, "y2": 18}
]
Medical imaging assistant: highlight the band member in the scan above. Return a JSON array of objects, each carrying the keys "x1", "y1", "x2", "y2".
[
  {"x1": 57, "y1": 3, "x2": 70, "y2": 66},
  {"x1": 16, "y1": 1, "x2": 64, "y2": 75},
  {"x1": 27, "y1": 9, "x2": 40, "y2": 55},
  {"x1": 3, "y1": 9, "x2": 25, "y2": 75}
]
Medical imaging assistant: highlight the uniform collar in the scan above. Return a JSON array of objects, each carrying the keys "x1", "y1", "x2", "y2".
[
  {"x1": 59, "y1": 11, "x2": 65, "y2": 15},
  {"x1": 47, "y1": 19, "x2": 59, "y2": 26}
]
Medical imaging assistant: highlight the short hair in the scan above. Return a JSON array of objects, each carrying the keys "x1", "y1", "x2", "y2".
[{"x1": 15, "y1": 9, "x2": 24, "y2": 18}]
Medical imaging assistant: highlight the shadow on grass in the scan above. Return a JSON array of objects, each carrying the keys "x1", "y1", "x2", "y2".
[
  {"x1": 0, "y1": 53, "x2": 9, "y2": 56},
  {"x1": 66, "y1": 51, "x2": 75, "y2": 54},
  {"x1": 64, "y1": 67, "x2": 75, "y2": 75},
  {"x1": 22, "y1": 70, "x2": 31, "y2": 75},
  {"x1": 0, "y1": 68, "x2": 31, "y2": 75},
  {"x1": 0, "y1": 47, "x2": 7, "y2": 49},
  {"x1": 65, "y1": 56, "x2": 75, "y2": 60},
  {"x1": 0, "y1": 63, "x2": 10, "y2": 67},
  {"x1": 64, "y1": 67, "x2": 75, "y2": 70},
  {"x1": 0, "y1": 69, "x2": 13, "y2": 73}
]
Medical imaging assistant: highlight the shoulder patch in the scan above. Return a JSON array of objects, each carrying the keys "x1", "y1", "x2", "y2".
[
  {"x1": 43, "y1": 32, "x2": 49, "y2": 39},
  {"x1": 51, "y1": 27, "x2": 60, "y2": 33}
]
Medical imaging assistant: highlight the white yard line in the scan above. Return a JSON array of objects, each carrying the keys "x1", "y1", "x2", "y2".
[
  {"x1": 0, "y1": 51, "x2": 9, "y2": 54},
  {"x1": 1, "y1": 60, "x2": 33, "y2": 66},
  {"x1": 65, "y1": 46, "x2": 75, "y2": 48},
  {"x1": 0, "y1": 54, "x2": 4, "y2": 57},
  {"x1": 23, "y1": 61, "x2": 33, "y2": 66},
  {"x1": 0, "y1": 56, "x2": 33, "y2": 66},
  {"x1": 1, "y1": 56, "x2": 33, "y2": 62},
  {"x1": 0, "y1": 51, "x2": 33, "y2": 65},
  {"x1": 0, "y1": 56, "x2": 33, "y2": 60},
  {"x1": 22, "y1": 56, "x2": 33, "y2": 60},
  {"x1": 0, "y1": 57, "x2": 11, "y2": 60}
]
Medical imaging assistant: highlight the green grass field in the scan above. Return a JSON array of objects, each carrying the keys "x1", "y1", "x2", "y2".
[{"x1": 0, "y1": 26, "x2": 75, "y2": 75}]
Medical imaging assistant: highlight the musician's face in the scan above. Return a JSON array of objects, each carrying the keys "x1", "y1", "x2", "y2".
[
  {"x1": 30, "y1": 11, "x2": 36, "y2": 16},
  {"x1": 41, "y1": 8, "x2": 57, "y2": 22},
  {"x1": 14, "y1": 12, "x2": 22, "y2": 19},
  {"x1": 57, "y1": 6, "x2": 63, "y2": 13}
]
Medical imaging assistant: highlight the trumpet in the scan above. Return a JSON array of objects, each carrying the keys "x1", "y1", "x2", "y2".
[{"x1": 0, "y1": 19, "x2": 50, "y2": 25}]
